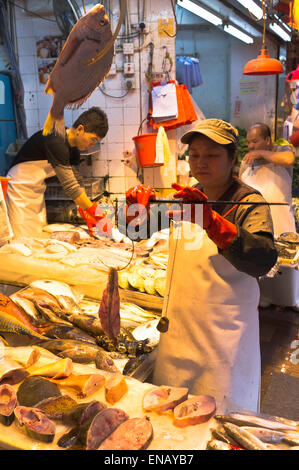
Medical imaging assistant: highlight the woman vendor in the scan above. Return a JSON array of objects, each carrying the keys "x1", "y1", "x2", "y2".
[{"x1": 122, "y1": 119, "x2": 277, "y2": 414}]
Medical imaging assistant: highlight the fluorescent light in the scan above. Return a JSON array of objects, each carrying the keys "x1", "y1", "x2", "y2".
[
  {"x1": 224, "y1": 24, "x2": 254, "y2": 44},
  {"x1": 269, "y1": 22, "x2": 291, "y2": 42},
  {"x1": 234, "y1": 0, "x2": 263, "y2": 20},
  {"x1": 177, "y1": 0, "x2": 223, "y2": 26}
]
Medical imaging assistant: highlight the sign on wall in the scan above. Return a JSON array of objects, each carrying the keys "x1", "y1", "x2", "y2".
[
  {"x1": 157, "y1": 18, "x2": 175, "y2": 38},
  {"x1": 239, "y1": 79, "x2": 260, "y2": 95}
]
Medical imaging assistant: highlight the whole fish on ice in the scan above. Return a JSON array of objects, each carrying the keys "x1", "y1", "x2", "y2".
[
  {"x1": 30, "y1": 280, "x2": 83, "y2": 311},
  {"x1": 0, "y1": 293, "x2": 40, "y2": 331},
  {"x1": 215, "y1": 412, "x2": 299, "y2": 432},
  {"x1": 0, "y1": 310, "x2": 46, "y2": 342},
  {"x1": 42, "y1": 4, "x2": 113, "y2": 136}
]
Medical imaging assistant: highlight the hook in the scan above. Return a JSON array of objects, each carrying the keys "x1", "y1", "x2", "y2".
[
  {"x1": 163, "y1": 0, "x2": 178, "y2": 38},
  {"x1": 86, "y1": 0, "x2": 127, "y2": 66}
]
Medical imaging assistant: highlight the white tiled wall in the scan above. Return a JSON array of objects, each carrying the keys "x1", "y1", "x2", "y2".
[{"x1": 13, "y1": 0, "x2": 177, "y2": 194}]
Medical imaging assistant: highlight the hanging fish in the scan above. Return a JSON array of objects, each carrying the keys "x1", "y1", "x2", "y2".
[
  {"x1": 98, "y1": 268, "x2": 121, "y2": 343},
  {"x1": 42, "y1": 4, "x2": 114, "y2": 136}
]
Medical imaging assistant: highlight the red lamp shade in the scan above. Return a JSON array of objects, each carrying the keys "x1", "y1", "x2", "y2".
[
  {"x1": 286, "y1": 64, "x2": 299, "y2": 82},
  {"x1": 243, "y1": 48, "x2": 284, "y2": 75}
]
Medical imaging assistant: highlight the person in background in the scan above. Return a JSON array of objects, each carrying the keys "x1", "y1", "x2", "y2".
[
  {"x1": 122, "y1": 119, "x2": 277, "y2": 414},
  {"x1": 6, "y1": 107, "x2": 112, "y2": 239},
  {"x1": 239, "y1": 123, "x2": 296, "y2": 237}
]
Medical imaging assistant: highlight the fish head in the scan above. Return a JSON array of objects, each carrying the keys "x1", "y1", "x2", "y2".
[{"x1": 86, "y1": 4, "x2": 111, "y2": 33}]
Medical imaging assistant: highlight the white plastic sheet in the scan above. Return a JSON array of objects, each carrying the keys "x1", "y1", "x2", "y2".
[{"x1": 0, "y1": 183, "x2": 13, "y2": 246}]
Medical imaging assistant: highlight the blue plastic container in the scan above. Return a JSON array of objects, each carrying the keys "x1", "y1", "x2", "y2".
[{"x1": 0, "y1": 73, "x2": 17, "y2": 175}]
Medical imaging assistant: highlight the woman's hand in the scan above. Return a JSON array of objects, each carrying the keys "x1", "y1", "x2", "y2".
[
  {"x1": 125, "y1": 184, "x2": 156, "y2": 225},
  {"x1": 167, "y1": 183, "x2": 238, "y2": 250},
  {"x1": 167, "y1": 183, "x2": 213, "y2": 229},
  {"x1": 78, "y1": 202, "x2": 112, "y2": 237}
]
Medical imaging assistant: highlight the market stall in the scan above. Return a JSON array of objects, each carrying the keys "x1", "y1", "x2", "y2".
[
  {"x1": 0, "y1": 224, "x2": 167, "y2": 309},
  {"x1": 259, "y1": 232, "x2": 299, "y2": 309},
  {"x1": 0, "y1": 352, "x2": 213, "y2": 451},
  {"x1": 1, "y1": 0, "x2": 299, "y2": 453},
  {"x1": 0, "y1": 225, "x2": 298, "y2": 451},
  {"x1": 0, "y1": 343, "x2": 299, "y2": 451}
]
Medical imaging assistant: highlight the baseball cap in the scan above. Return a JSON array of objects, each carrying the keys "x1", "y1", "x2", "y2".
[{"x1": 181, "y1": 119, "x2": 239, "y2": 145}]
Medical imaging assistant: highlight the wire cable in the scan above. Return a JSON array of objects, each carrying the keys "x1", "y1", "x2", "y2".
[
  {"x1": 99, "y1": 86, "x2": 130, "y2": 99},
  {"x1": 8, "y1": 0, "x2": 56, "y2": 22}
]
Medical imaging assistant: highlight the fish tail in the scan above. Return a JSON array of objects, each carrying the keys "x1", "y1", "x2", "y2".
[
  {"x1": 44, "y1": 80, "x2": 53, "y2": 95},
  {"x1": 42, "y1": 111, "x2": 54, "y2": 136},
  {"x1": 53, "y1": 116, "x2": 66, "y2": 137},
  {"x1": 42, "y1": 113, "x2": 66, "y2": 138}
]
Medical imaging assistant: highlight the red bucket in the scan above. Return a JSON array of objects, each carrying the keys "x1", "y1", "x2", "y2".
[
  {"x1": 132, "y1": 133, "x2": 163, "y2": 168},
  {"x1": 0, "y1": 177, "x2": 10, "y2": 198},
  {"x1": 289, "y1": 130, "x2": 299, "y2": 147}
]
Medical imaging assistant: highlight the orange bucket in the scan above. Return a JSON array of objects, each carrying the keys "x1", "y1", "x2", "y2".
[
  {"x1": 0, "y1": 177, "x2": 10, "y2": 198},
  {"x1": 132, "y1": 133, "x2": 163, "y2": 168}
]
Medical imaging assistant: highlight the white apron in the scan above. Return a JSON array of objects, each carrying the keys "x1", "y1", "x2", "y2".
[
  {"x1": 153, "y1": 221, "x2": 261, "y2": 414},
  {"x1": 6, "y1": 160, "x2": 56, "y2": 239},
  {"x1": 240, "y1": 163, "x2": 296, "y2": 237}
]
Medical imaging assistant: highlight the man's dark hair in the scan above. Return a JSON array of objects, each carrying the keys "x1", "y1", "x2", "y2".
[
  {"x1": 72, "y1": 107, "x2": 108, "y2": 138},
  {"x1": 251, "y1": 123, "x2": 271, "y2": 140}
]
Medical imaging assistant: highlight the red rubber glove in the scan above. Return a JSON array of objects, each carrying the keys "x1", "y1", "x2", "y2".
[
  {"x1": 167, "y1": 183, "x2": 238, "y2": 251},
  {"x1": 78, "y1": 202, "x2": 113, "y2": 237},
  {"x1": 125, "y1": 184, "x2": 156, "y2": 225}
]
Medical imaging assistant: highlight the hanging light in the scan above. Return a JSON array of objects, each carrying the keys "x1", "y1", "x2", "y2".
[{"x1": 243, "y1": 0, "x2": 284, "y2": 76}]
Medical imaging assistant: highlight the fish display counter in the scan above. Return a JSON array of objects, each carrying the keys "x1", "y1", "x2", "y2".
[
  {"x1": 0, "y1": 343, "x2": 298, "y2": 450},
  {"x1": 0, "y1": 274, "x2": 215, "y2": 450},
  {"x1": 0, "y1": 281, "x2": 161, "y2": 382},
  {"x1": 258, "y1": 232, "x2": 299, "y2": 309},
  {"x1": 0, "y1": 225, "x2": 168, "y2": 310},
  {"x1": 0, "y1": 278, "x2": 298, "y2": 450},
  {"x1": 0, "y1": 348, "x2": 214, "y2": 450}
]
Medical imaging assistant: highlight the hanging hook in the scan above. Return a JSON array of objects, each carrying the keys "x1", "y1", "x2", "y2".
[
  {"x1": 85, "y1": 0, "x2": 127, "y2": 66},
  {"x1": 163, "y1": 0, "x2": 178, "y2": 38}
]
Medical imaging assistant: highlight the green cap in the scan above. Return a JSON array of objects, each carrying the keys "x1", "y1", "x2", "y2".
[{"x1": 181, "y1": 119, "x2": 239, "y2": 145}]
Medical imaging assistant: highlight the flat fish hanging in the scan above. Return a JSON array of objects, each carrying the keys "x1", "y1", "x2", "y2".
[
  {"x1": 42, "y1": 4, "x2": 113, "y2": 136},
  {"x1": 98, "y1": 268, "x2": 121, "y2": 343}
]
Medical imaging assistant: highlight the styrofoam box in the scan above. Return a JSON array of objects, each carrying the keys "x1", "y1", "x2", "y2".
[{"x1": 258, "y1": 265, "x2": 299, "y2": 308}]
